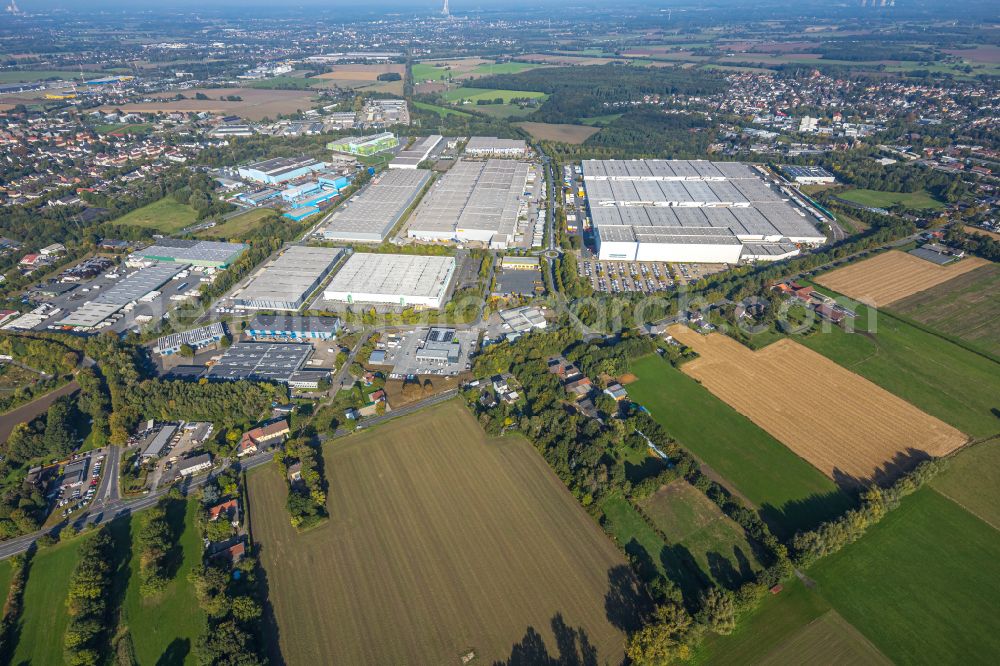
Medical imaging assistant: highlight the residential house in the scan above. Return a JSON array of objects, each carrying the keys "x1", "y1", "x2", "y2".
[
  {"x1": 208, "y1": 499, "x2": 239, "y2": 523},
  {"x1": 237, "y1": 420, "x2": 290, "y2": 457}
]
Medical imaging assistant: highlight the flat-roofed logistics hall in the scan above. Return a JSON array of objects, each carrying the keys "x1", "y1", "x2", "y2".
[
  {"x1": 583, "y1": 159, "x2": 827, "y2": 264},
  {"x1": 406, "y1": 159, "x2": 534, "y2": 248},
  {"x1": 323, "y1": 253, "x2": 456, "y2": 309},
  {"x1": 130, "y1": 239, "x2": 247, "y2": 268},
  {"x1": 322, "y1": 169, "x2": 431, "y2": 243},
  {"x1": 234, "y1": 246, "x2": 343, "y2": 311}
]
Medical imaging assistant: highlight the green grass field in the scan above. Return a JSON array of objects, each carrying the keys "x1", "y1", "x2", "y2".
[
  {"x1": 249, "y1": 400, "x2": 633, "y2": 664},
  {"x1": 693, "y1": 577, "x2": 833, "y2": 665},
  {"x1": 121, "y1": 498, "x2": 205, "y2": 666},
  {"x1": 756, "y1": 610, "x2": 891, "y2": 666},
  {"x1": 639, "y1": 480, "x2": 765, "y2": 591},
  {"x1": 244, "y1": 76, "x2": 325, "y2": 89},
  {"x1": 469, "y1": 62, "x2": 542, "y2": 76},
  {"x1": 809, "y1": 487, "x2": 1000, "y2": 664},
  {"x1": 11, "y1": 538, "x2": 85, "y2": 665},
  {"x1": 889, "y1": 263, "x2": 1000, "y2": 358},
  {"x1": 838, "y1": 188, "x2": 945, "y2": 210},
  {"x1": 196, "y1": 208, "x2": 278, "y2": 240},
  {"x1": 800, "y1": 288, "x2": 1000, "y2": 439},
  {"x1": 0, "y1": 558, "x2": 11, "y2": 609},
  {"x1": 96, "y1": 122, "x2": 154, "y2": 136},
  {"x1": 109, "y1": 197, "x2": 199, "y2": 234},
  {"x1": 412, "y1": 101, "x2": 473, "y2": 118},
  {"x1": 411, "y1": 62, "x2": 449, "y2": 81},
  {"x1": 930, "y1": 438, "x2": 1000, "y2": 531},
  {"x1": 600, "y1": 495, "x2": 672, "y2": 582},
  {"x1": 628, "y1": 355, "x2": 852, "y2": 538},
  {"x1": 0, "y1": 70, "x2": 86, "y2": 83},
  {"x1": 440, "y1": 87, "x2": 548, "y2": 103}
]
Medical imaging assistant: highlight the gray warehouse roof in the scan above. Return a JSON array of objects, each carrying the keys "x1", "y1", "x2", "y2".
[
  {"x1": 322, "y1": 169, "x2": 431, "y2": 242},
  {"x1": 324, "y1": 253, "x2": 455, "y2": 301},
  {"x1": 57, "y1": 263, "x2": 188, "y2": 328},
  {"x1": 406, "y1": 159, "x2": 531, "y2": 242},
  {"x1": 583, "y1": 159, "x2": 825, "y2": 246},
  {"x1": 235, "y1": 246, "x2": 343, "y2": 311},
  {"x1": 205, "y1": 342, "x2": 312, "y2": 383},
  {"x1": 133, "y1": 239, "x2": 247, "y2": 266}
]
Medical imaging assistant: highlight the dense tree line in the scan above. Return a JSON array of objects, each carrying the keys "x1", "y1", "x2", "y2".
[
  {"x1": 63, "y1": 527, "x2": 117, "y2": 666},
  {"x1": 470, "y1": 65, "x2": 728, "y2": 123},
  {"x1": 126, "y1": 380, "x2": 283, "y2": 431},
  {"x1": 0, "y1": 550, "x2": 32, "y2": 663},
  {"x1": 136, "y1": 496, "x2": 182, "y2": 597},
  {"x1": 276, "y1": 437, "x2": 328, "y2": 529},
  {"x1": 188, "y1": 558, "x2": 266, "y2": 665},
  {"x1": 792, "y1": 459, "x2": 946, "y2": 567},
  {"x1": 583, "y1": 111, "x2": 717, "y2": 159},
  {"x1": 946, "y1": 226, "x2": 1000, "y2": 262}
]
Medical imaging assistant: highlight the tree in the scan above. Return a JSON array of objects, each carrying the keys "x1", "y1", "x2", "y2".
[
  {"x1": 697, "y1": 588, "x2": 736, "y2": 635},
  {"x1": 178, "y1": 343, "x2": 195, "y2": 358},
  {"x1": 625, "y1": 602, "x2": 695, "y2": 665}
]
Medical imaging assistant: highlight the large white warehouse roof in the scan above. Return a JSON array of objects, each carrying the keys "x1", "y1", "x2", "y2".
[{"x1": 323, "y1": 253, "x2": 456, "y2": 309}]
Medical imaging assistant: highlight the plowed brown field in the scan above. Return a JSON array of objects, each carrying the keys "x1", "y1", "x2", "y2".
[
  {"x1": 668, "y1": 325, "x2": 967, "y2": 484},
  {"x1": 815, "y1": 250, "x2": 988, "y2": 306}
]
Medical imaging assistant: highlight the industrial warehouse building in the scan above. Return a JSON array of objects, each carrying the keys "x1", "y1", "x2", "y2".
[
  {"x1": 234, "y1": 246, "x2": 343, "y2": 311},
  {"x1": 327, "y1": 132, "x2": 399, "y2": 156},
  {"x1": 781, "y1": 165, "x2": 836, "y2": 185},
  {"x1": 390, "y1": 135, "x2": 442, "y2": 169},
  {"x1": 238, "y1": 156, "x2": 328, "y2": 185},
  {"x1": 205, "y1": 342, "x2": 328, "y2": 387},
  {"x1": 323, "y1": 253, "x2": 456, "y2": 309},
  {"x1": 154, "y1": 323, "x2": 227, "y2": 355},
  {"x1": 246, "y1": 315, "x2": 342, "y2": 340},
  {"x1": 129, "y1": 239, "x2": 247, "y2": 268},
  {"x1": 583, "y1": 159, "x2": 826, "y2": 264},
  {"x1": 322, "y1": 169, "x2": 430, "y2": 242},
  {"x1": 57, "y1": 263, "x2": 188, "y2": 329},
  {"x1": 406, "y1": 159, "x2": 533, "y2": 248},
  {"x1": 465, "y1": 137, "x2": 528, "y2": 158}
]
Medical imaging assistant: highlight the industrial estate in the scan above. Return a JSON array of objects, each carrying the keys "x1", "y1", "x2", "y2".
[{"x1": 0, "y1": 1, "x2": 997, "y2": 665}]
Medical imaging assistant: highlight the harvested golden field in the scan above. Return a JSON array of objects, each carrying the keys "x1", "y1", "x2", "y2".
[
  {"x1": 516, "y1": 121, "x2": 600, "y2": 144},
  {"x1": 314, "y1": 63, "x2": 405, "y2": 81},
  {"x1": 815, "y1": 250, "x2": 989, "y2": 306},
  {"x1": 667, "y1": 325, "x2": 967, "y2": 484},
  {"x1": 965, "y1": 225, "x2": 1000, "y2": 241},
  {"x1": 99, "y1": 87, "x2": 320, "y2": 121},
  {"x1": 248, "y1": 399, "x2": 634, "y2": 665}
]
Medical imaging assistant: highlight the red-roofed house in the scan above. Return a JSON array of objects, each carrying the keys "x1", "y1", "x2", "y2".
[
  {"x1": 208, "y1": 499, "x2": 239, "y2": 523},
  {"x1": 237, "y1": 420, "x2": 290, "y2": 457}
]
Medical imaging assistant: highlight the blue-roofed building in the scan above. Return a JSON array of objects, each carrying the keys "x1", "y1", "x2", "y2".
[
  {"x1": 283, "y1": 206, "x2": 320, "y2": 221},
  {"x1": 246, "y1": 315, "x2": 342, "y2": 340},
  {"x1": 319, "y1": 175, "x2": 351, "y2": 191},
  {"x1": 238, "y1": 156, "x2": 328, "y2": 185}
]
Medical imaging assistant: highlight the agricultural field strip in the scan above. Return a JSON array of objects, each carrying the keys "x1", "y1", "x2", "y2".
[
  {"x1": 815, "y1": 250, "x2": 988, "y2": 306},
  {"x1": 667, "y1": 325, "x2": 967, "y2": 482},
  {"x1": 889, "y1": 263, "x2": 1000, "y2": 358},
  {"x1": 757, "y1": 610, "x2": 892, "y2": 666},
  {"x1": 249, "y1": 400, "x2": 629, "y2": 664}
]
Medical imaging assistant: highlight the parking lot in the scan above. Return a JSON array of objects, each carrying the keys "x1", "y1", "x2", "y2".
[
  {"x1": 578, "y1": 260, "x2": 676, "y2": 294},
  {"x1": 9, "y1": 257, "x2": 219, "y2": 335},
  {"x1": 54, "y1": 450, "x2": 105, "y2": 519},
  {"x1": 377, "y1": 327, "x2": 477, "y2": 378}
]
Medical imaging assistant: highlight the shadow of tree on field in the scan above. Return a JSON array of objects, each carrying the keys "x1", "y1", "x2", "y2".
[
  {"x1": 604, "y1": 564, "x2": 652, "y2": 634},
  {"x1": 493, "y1": 614, "x2": 598, "y2": 666},
  {"x1": 254, "y1": 543, "x2": 286, "y2": 666},
  {"x1": 156, "y1": 638, "x2": 191, "y2": 666}
]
